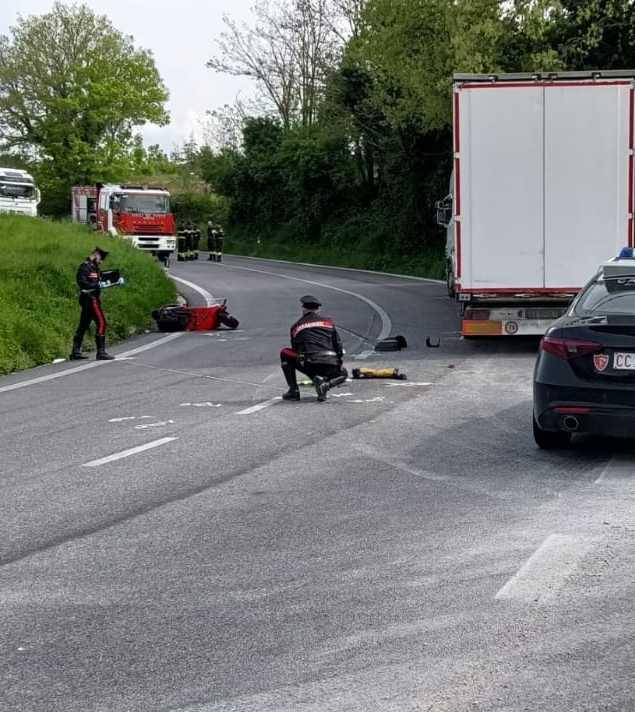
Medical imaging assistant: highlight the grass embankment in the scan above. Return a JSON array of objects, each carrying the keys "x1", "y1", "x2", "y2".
[
  {"x1": 225, "y1": 232, "x2": 445, "y2": 279},
  {"x1": 0, "y1": 216, "x2": 176, "y2": 375}
]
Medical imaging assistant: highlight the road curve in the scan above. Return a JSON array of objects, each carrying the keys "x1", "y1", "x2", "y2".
[{"x1": 0, "y1": 255, "x2": 632, "y2": 712}]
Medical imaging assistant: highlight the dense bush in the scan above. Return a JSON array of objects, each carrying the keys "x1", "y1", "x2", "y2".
[{"x1": 0, "y1": 216, "x2": 176, "y2": 374}]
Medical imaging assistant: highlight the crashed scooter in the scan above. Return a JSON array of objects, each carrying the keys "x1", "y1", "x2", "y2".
[{"x1": 152, "y1": 299, "x2": 239, "y2": 332}]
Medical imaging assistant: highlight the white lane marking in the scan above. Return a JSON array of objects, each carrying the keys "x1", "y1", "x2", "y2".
[
  {"x1": 135, "y1": 420, "x2": 175, "y2": 430},
  {"x1": 0, "y1": 333, "x2": 184, "y2": 395},
  {"x1": 495, "y1": 533, "x2": 596, "y2": 603},
  {"x1": 180, "y1": 402, "x2": 222, "y2": 408},
  {"x1": 170, "y1": 275, "x2": 214, "y2": 306},
  {"x1": 353, "y1": 351, "x2": 375, "y2": 360},
  {"x1": 232, "y1": 254, "x2": 445, "y2": 285},
  {"x1": 108, "y1": 416, "x2": 153, "y2": 423},
  {"x1": 595, "y1": 455, "x2": 635, "y2": 483},
  {"x1": 219, "y1": 263, "x2": 393, "y2": 341},
  {"x1": 330, "y1": 392, "x2": 354, "y2": 398},
  {"x1": 385, "y1": 382, "x2": 433, "y2": 388},
  {"x1": 82, "y1": 437, "x2": 178, "y2": 468},
  {"x1": 237, "y1": 397, "x2": 282, "y2": 415},
  {"x1": 349, "y1": 397, "x2": 385, "y2": 404}
]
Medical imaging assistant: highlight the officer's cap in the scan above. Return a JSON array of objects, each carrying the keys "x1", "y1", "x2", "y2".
[
  {"x1": 300, "y1": 295, "x2": 321, "y2": 309},
  {"x1": 93, "y1": 247, "x2": 109, "y2": 259}
]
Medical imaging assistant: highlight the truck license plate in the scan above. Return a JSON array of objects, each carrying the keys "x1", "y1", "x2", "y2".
[{"x1": 614, "y1": 353, "x2": 635, "y2": 370}]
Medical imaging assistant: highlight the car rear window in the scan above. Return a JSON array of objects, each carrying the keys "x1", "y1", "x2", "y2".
[{"x1": 575, "y1": 279, "x2": 635, "y2": 315}]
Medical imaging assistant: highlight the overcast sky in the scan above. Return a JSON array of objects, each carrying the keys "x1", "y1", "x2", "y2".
[{"x1": 0, "y1": 0, "x2": 258, "y2": 152}]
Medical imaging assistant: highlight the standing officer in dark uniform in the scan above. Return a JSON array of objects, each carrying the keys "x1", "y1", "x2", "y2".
[
  {"x1": 280, "y1": 295, "x2": 348, "y2": 402},
  {"x1": 69, "y1": 247, "x2": 115, "y2": 361}
]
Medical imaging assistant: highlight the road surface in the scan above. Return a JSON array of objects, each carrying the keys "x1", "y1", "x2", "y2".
[{"x1": 1, "y1": 256, "x2": 633, "y2": 712}]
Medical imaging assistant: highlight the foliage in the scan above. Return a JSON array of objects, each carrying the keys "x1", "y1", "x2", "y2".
[
  {"x1": 0, "y1": 2, "x2": 169, "y2": 215},
  {"x1": 0, "y1": 216, "x2": 176, "y2": 375},
  {"x1": 171, "y1": 192, "x2": 230, "y2": 229},
  {"x1": 204, "y1": 0, "x2": 635, "y2": 278}
]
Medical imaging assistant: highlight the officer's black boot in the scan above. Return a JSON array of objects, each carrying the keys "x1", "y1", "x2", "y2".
[
  {"x1": 327, "y1": 368, "x2": 349, "y2": 390},
  {"x1": 281, "y1": 362, "x2": 300, "y2": 401},
  {"x1": 69, "y1": 334, "x2": 88, "y2": 360},
  {"x1": 314, "y1": 376, "x2": 328, "y2": 402},
  {"x1": 96, "y1": 335, "x2": 115, "y2": 361}
]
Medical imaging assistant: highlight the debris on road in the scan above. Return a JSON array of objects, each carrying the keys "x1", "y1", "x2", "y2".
[
  {"x1": 374, "y1": 335, "x2": 407, "y2": 352},
  {"x1": 352, "y1": 367, "x2": 407, "y2": 380}
]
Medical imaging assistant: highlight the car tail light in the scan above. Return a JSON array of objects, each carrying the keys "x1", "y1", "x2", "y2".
[{"x1": 540, "y1": 337, "x2": 602, "y2": 360}]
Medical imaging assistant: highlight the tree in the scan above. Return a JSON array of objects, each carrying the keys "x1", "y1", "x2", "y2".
[
  {"x1": 208, "y1": 0, "x2": 344, "y2": 129},
  {"x1": 0, "y1": 1, "x2": 169, "y2": 213}
]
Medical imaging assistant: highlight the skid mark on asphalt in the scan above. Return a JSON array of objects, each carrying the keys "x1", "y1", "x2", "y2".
[{"x1": 354, "y1": 444, "x2": 512, "y2": 500}]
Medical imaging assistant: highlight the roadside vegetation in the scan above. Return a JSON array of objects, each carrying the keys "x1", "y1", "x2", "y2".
[
  {"x1": 0, "y1": 216, "x2": 175, "y2": 375},
  {"x1": 2, "y1": 2, "x2": 635, "y2": 281}
]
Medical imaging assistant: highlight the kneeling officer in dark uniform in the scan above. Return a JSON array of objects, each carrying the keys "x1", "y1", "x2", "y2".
[
  {"x1": 70, "y1": 247, "x2": 115, "y2": 361},
  {"x1": 281, "y1": 295, "x2": 348, "y2": 402}
]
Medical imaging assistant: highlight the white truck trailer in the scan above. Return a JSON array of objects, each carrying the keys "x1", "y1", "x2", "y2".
[
  {"x1": 0, "y1": 168, "x2": 40, "y2": 216},
  {"x1": 437, "y1": 70, "x2": 635, "y2": 336}
]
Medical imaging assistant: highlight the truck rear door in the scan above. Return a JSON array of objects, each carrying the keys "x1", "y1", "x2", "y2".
[{"x1": 544, "y1": 83, "x2": 631, "y2": 288}]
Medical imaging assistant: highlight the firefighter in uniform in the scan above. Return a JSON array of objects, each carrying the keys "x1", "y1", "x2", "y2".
[
  {"x1": 69, "y1": 247, "x2": 115, "y2": 361},
  {"x1": 207, "y1": 221, "x2": 225, "y2": 262},
  {"x1": 207, "y1": 221, "x2": 217, "y2": 261},
  {"x1": 281, "y1": 295, "x2": 348, "y2": 402}
]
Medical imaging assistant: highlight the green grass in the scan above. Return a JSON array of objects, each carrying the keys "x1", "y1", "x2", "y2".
[
  {"x1": 225, "y1": 233, "x2": 446, "y2": 280},
  {"x1": 0, "y1": 216, "x2": 176, "y2": 375}
]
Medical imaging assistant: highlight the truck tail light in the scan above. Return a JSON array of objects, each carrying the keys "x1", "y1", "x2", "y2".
[{"x1": 540, "y1": 337, "x2": 602, "y2": 360}]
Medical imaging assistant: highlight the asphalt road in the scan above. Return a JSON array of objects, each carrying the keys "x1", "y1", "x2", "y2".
[{"x1": 1, "y1": 255, "x2": 633, "y2": 712}]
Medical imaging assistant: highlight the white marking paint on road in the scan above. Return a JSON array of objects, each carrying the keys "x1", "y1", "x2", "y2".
[
  {"x1": 180, "y1": 402, "x2": 222, "y2": 408},
  {"x1": 385, "y1": 382, "x2": 433, "y2": 388},
  {"x1": 82, "y1": 437, "x2": 178, "y2": 468},
  {"x1": 135, "y1": 420, "x2": 175, "y2": 430},
  {"x1": 495, "y1": 533, "x2": 596, "y2": 603},
  {"x1": 169, "y1": 275, "x2": 214, "y2": 306},
  {"x1": 108, "y1": 416, "x2": 153, "y2": 423},
  {"x1": 329, "y1": 392, "x2": 354, "y2": 398},
  {"x1": 595, "y1": 455, "x2": 635, "y2": 483},
  {"x1": 237, "y1": 397, "x2": 282, "y2": 415},
  {"x1": 0, "y1": 333, "x2": 184, "y2": 395},
  {"x1": 349, "y1": 397, "x2": 385, "y2": 404},
  {"x1": 219, "y1": 263, "x2": 393, "y2": 341},
  {"x1": 353, "y1": 351, "x2": 375, "y2": 360}
]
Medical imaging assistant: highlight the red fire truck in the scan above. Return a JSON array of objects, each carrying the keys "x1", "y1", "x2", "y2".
[{"x1": 72, "y1": 184, "x2": 177, "y2": 264}]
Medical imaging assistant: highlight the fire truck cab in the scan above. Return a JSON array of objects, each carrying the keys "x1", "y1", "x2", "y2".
[{"x1": 72, "y1": 184, "x2": 176, "y2": 264}]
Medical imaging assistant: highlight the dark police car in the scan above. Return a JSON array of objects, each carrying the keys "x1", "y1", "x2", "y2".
[{"x1": 534, "y1": 248, "x2": 635, "y2": 448}]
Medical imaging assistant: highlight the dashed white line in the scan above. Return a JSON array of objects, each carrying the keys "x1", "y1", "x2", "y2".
[
  {"x1": 82, "y1": 437, "x2": 178, "y2": 468},
  {"x1": 595, "y1": 455, "x2": 635, "y2": 483},
  {"x1": 495, "y1": 533, "x2": 596, "y2": 603},
  {"x1": 237, "y1": 397, "x2": 282, "y2": 415}
]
